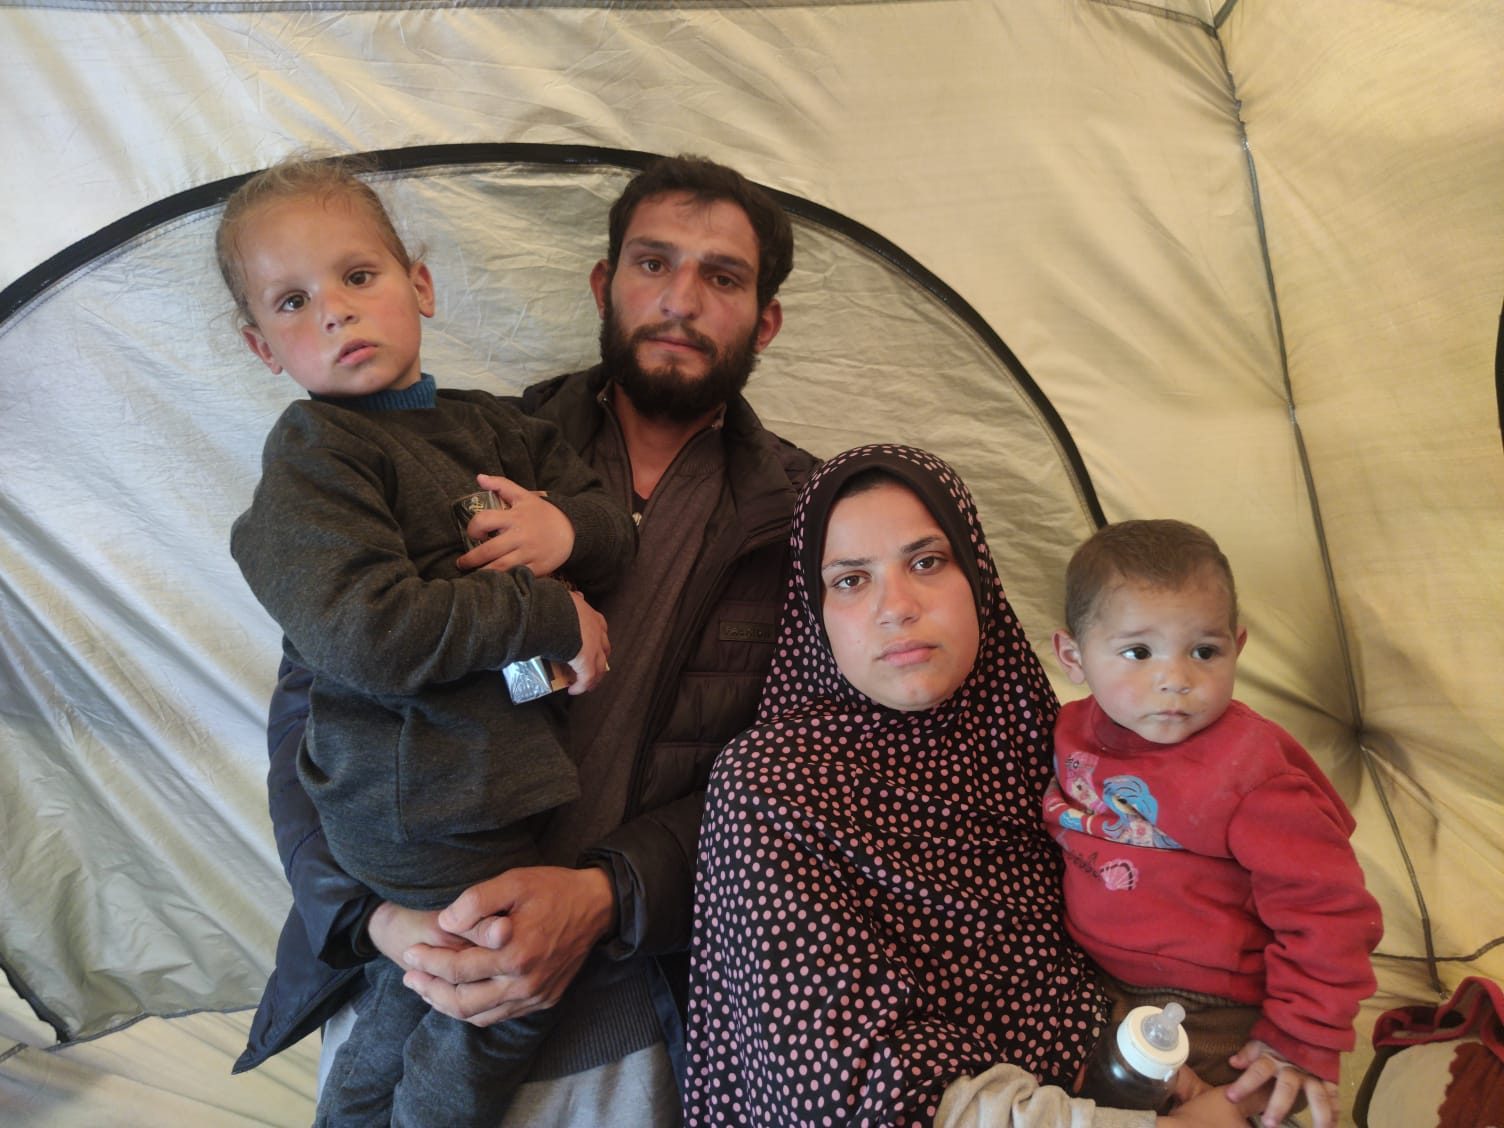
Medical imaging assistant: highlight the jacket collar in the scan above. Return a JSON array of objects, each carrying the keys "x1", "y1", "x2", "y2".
[{"x1": 522, "y1": 365, "x2": 812, "y2": 526}]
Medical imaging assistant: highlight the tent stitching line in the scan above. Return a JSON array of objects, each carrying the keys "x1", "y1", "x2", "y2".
[
  {"x1": 1374, "y1": 936, "x2": 1504, "y2": 966},
  {"x1": 1086, "y1": 0, "x2": 1210, "y2": 33},
  {"x1": 1211, "y1": 28, "x2": 1441, "y2": 993},
  {"x1": 1360, "y1": 737, "x2": 1440, "y2": 993}
]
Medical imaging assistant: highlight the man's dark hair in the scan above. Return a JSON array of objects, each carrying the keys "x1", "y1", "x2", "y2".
[{"x1": 606, "y1": 154, "x2": 795, "y2": 310}]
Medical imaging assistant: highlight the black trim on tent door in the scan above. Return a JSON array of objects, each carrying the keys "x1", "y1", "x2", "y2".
[
  {"x1": 1495, "y1": 297, "x2": 1503, "y2": 454},
  {"x1": 0, "y1": 142, "x2": 1105, "y2": 524}
]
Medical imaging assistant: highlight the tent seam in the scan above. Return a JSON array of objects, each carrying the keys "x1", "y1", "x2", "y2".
[
  {"x1": 1212, "y1": 32, "x2": 1363, "y2": 729},
  {"x1": 1212, "y1": 24, "x2": 1442, "y2": 991},
  {"x1": 1360, "y1": 738, "x2": 1441, "y2": 993},
  {"x1": 1087, "y1": 0, "x2": 1211, "y2": 33}
]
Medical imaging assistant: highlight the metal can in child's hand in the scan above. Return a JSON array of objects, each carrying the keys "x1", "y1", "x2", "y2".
[
  {"x1": 453, "y1": 489, "x2": 505, "y2": 550},
  {"x1": 502, "y1": 656, "x2": 573, "y2": 703}
]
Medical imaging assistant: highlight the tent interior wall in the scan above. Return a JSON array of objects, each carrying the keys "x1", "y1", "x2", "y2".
[{"x1": 2, "y1": 1, "x2": 1500, "y2": 1124}]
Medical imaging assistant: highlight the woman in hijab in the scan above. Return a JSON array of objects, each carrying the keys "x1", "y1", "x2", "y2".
[{"x1": 684, "y1": 445, "x2": 1255, "y2": 1128}]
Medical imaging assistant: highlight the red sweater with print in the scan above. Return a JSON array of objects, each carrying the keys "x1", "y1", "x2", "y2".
[{"x1": 1043, "y1": 698, "x2": 1382, "y2": 1080}]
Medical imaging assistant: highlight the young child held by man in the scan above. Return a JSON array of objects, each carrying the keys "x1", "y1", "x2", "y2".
[
  {"x1": 221, "y1": 156, "x2": 635, "y2": 1125},
  {"x1": 1044, "y1": 519, "x2": 1382, "y2": 1128}
]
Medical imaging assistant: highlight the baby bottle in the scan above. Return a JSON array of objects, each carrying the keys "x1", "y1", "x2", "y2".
[{"x1": 1080, "y1": 1001, "x2": 1190, "y2": 1112}]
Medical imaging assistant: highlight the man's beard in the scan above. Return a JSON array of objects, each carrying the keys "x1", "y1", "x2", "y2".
[{"x1": 599, "y1": 293, "x2": 761, "y2": 424}]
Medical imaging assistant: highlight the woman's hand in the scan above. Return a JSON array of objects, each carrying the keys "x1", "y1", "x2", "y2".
[
  {"x1": 1227, "y1": 1040, "x2": 1340, "y2": 1128},
  {"x1": 1166, "y1": 1063, "x2": 1212, "y2": 1104},
  {"x1": 1156, "y1": 1082, "x2": 1262, "y2": 1127}
]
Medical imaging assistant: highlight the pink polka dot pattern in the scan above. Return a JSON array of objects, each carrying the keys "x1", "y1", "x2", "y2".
[{"x1": 684, "y1": 445, "x2": 1107, "y2": 1126}]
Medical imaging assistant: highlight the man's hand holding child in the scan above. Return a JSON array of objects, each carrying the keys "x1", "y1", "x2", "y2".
[{"x1": 566, "y1": 590, "x2": 610, "y2": 694}]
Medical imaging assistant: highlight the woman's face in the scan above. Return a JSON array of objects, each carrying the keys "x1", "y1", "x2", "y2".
[{"x1": 819, "y1": 481, "x2": 980, "y2": 711}]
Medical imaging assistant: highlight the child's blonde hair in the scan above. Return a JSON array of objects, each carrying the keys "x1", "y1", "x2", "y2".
[
  {"x1": 1064, "y1": 519, "x2": 1238, "y2": 637},
  {"x1": 215, "y1": 154, "x2": 412, "y2": 326}
]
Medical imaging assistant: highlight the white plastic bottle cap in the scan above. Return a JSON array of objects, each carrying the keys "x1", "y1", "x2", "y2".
[{"x1": 1117, "y1": 1005, "x2": 1190, "y2": 1081}]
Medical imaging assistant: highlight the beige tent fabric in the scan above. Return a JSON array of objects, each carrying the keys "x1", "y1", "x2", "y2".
[
  {"x1": 1227, "y1": 2, "x2": 1504, "y2": 973},
  {"x1": 1, "y1": 1, "x2": 1500, "y2": 1123}
]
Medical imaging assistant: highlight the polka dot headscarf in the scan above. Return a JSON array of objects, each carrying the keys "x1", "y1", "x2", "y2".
[{"x1": 685, "y1": 445, "x2": 1107, "y2": 1126}]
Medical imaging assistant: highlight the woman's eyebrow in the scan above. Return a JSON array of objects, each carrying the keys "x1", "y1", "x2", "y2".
[
  {"x1": 820, "y1": 533, "x2": 946, "y2": 573},
  {"x1": 821, "y1": 553, "x2": 872, "y2": 574},
  {"x1": 903, "y1": 534, "x2": 946, "y2": 554}
]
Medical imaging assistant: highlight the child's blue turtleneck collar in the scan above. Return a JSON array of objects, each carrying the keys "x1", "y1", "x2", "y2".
[{"x1": 312, "y1": 373, "x2": 436, "y2": 412}]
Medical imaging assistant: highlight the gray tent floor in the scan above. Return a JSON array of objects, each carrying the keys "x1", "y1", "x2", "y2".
[{"x1": 2, "y1": 957, "x2": 1453, "y2": 1127}]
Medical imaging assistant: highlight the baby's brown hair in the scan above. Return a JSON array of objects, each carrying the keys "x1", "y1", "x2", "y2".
[{"x1": 1065, "y1": 519, "x2": 1238, "y2": 638}]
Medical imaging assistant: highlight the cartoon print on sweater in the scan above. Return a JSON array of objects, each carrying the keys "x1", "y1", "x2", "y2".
[
  {"x1": 1099, "y1": 775, "x2": 1180, "y2": 849},
  {"x1": 1044, "y1": 749, "x2": 1182, "y2": 893}
]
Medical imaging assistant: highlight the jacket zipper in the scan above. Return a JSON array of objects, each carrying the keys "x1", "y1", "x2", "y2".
[{"x1": 620, "y1": 512, "x2": 790, "y2": 822}]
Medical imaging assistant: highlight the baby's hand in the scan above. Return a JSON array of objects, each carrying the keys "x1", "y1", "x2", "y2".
[
  {"x1": 565, "y1": 591, "x2": 610, "y2": 695},
  {"x1": 457, "y1": 474, "x2": 574, "y2": 576},
  {"x1": 1226, "y1": 1040, "x2": 1340, "y2": 1128}
]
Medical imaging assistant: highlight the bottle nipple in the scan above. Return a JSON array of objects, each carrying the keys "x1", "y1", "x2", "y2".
[{"x1": 1141, "y1": 1002, "x2": 1185, "y2": 1051}]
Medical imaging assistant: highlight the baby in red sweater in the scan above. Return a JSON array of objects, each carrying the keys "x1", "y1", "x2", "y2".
[{"x1": 1045, "y1": 519, "x2": 1382, "y2": 1128}]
